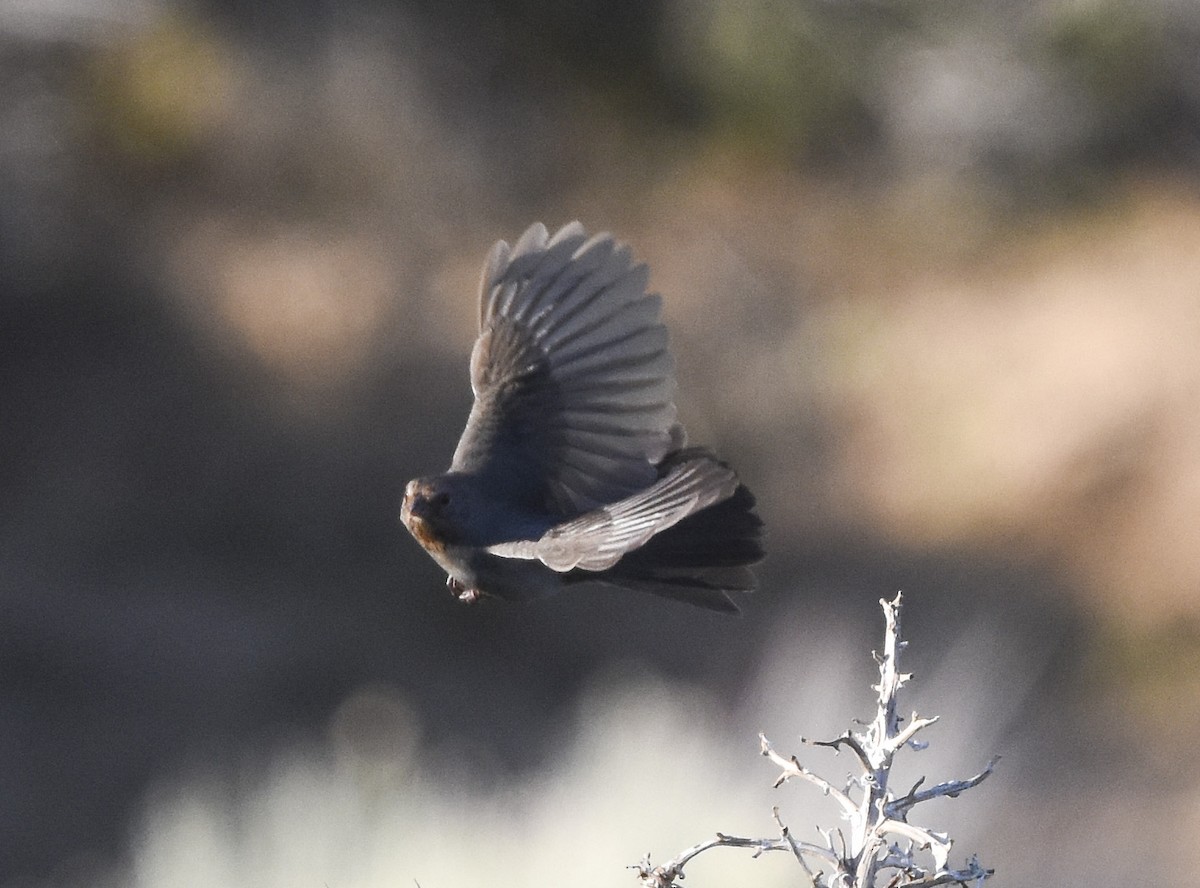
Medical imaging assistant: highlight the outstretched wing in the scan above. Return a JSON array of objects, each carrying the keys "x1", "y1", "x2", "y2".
[
  {"x1": 450, "y1": 222, "x2": 679, "y2": 516},
  {"x1": 485, "y1": 454, "x2": 737, "y2": 572}
]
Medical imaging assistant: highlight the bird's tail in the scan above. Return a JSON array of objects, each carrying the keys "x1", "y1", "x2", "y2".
[{"x1": 596, "y1": 450, "x2": 764, "y2": 613}]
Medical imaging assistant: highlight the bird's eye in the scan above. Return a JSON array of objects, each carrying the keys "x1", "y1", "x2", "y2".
[{"x1": 433, "y1": 492, "x2": 451, "y2": 507}]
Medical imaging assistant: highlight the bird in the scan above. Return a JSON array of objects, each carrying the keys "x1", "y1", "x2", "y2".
[{"x1": 400, "y1": 221, "x2": 763, "y2": 612}]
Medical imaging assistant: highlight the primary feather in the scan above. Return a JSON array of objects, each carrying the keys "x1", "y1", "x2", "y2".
[{"x1": 452, "y1": 222, "x2": 677, "y2": 515}]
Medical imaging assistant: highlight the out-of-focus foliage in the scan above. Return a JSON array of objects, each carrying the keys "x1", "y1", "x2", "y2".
[
  {"x1": 1046, "y1": 1, "x2": 1174, "y2": 142},
  {"x1": 660, "y1": 1, "x2": 879, "y2": 159},
  {"x1": 87, "y1": 17, "x2": 235, "y2": 163}
]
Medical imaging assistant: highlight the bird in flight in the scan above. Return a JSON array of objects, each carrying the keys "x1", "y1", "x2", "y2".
[{"x1": 401, "y1": 222, "x2": 763, "y2": 612}]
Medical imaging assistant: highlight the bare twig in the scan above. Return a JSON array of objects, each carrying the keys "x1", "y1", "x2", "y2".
[
  {"x1": 760, "y1": 734, "x2": 858, "y2": 819},
  {"x1": 806, "y1": 732, "x2": 871, "y2": 771},
  {"x1": 634, "y1": 593, "x2": 997, "y2": 888},
  {"x1": 887, "y1": 756, "x2": 1002, "y2": 819},
  {"x1": 631, "y1": 829, "x2": 838, "y2": 888}
]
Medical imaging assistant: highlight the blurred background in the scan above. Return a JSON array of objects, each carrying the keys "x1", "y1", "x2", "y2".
[{"x1": 3, "y1": 0, "x2": 1200, "y2": 885}]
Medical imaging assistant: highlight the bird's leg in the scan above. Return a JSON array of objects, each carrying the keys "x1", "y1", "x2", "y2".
[{"x1": 446, "y1": 576, "x2": 483, "y2": 604}]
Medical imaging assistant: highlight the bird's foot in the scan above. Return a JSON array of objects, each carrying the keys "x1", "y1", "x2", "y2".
[{"x1": 447, "y1": 576, "x2": 483, "y2": 604}]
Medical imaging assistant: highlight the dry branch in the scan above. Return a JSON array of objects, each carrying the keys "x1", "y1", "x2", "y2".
[{"x1": 633, "y1": 593, "x2": 996, "y2": 888}]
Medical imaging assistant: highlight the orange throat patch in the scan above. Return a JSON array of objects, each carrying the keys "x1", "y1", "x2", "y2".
[{"x1": 405, "y1": 515, "x2": 446, "y2": 554}]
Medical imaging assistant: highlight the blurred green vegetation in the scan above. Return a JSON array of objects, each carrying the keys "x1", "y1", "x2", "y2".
[
  {"x1": 53, "y1": 1, "x2": 1200, "y2": 194},
  {"x1": 661, "y1": 1, "x2": 879, "y2": 161},
  {"x1": 86, "y1": 17, "x2": 234, "y2": 164}
]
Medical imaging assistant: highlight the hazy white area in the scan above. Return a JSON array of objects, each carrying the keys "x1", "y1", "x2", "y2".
[{"x1": 84, "y1": 607, "x2": 1186, "y2": 888}]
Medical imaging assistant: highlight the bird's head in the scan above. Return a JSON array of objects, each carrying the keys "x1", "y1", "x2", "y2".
[{"x1": 400, "y1": 475, "x2": 475, "y2": 550}]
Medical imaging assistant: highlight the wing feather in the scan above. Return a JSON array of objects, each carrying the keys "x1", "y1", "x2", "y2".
[
  {"x1": 486, "y1": 455, "x2": 738, "y2": 571},
  {"x1": 451, "y1": 222, "x2": 678, "y2": 514},
  {"x1": 543, "y1": 292, "x2": 662, "y2": 363},
  {"x1": 540, "y1": 265, "x2": 649, "y2": 353}
]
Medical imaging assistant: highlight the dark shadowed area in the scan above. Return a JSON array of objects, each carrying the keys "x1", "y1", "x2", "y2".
[{"x1": 3, "y1": 2, "x2": 1200, "y2": 886}]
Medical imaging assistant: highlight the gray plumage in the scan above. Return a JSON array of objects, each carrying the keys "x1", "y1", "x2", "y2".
[{"x1": 400, "y1": 222, "x2": 763, "y2": 612}]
